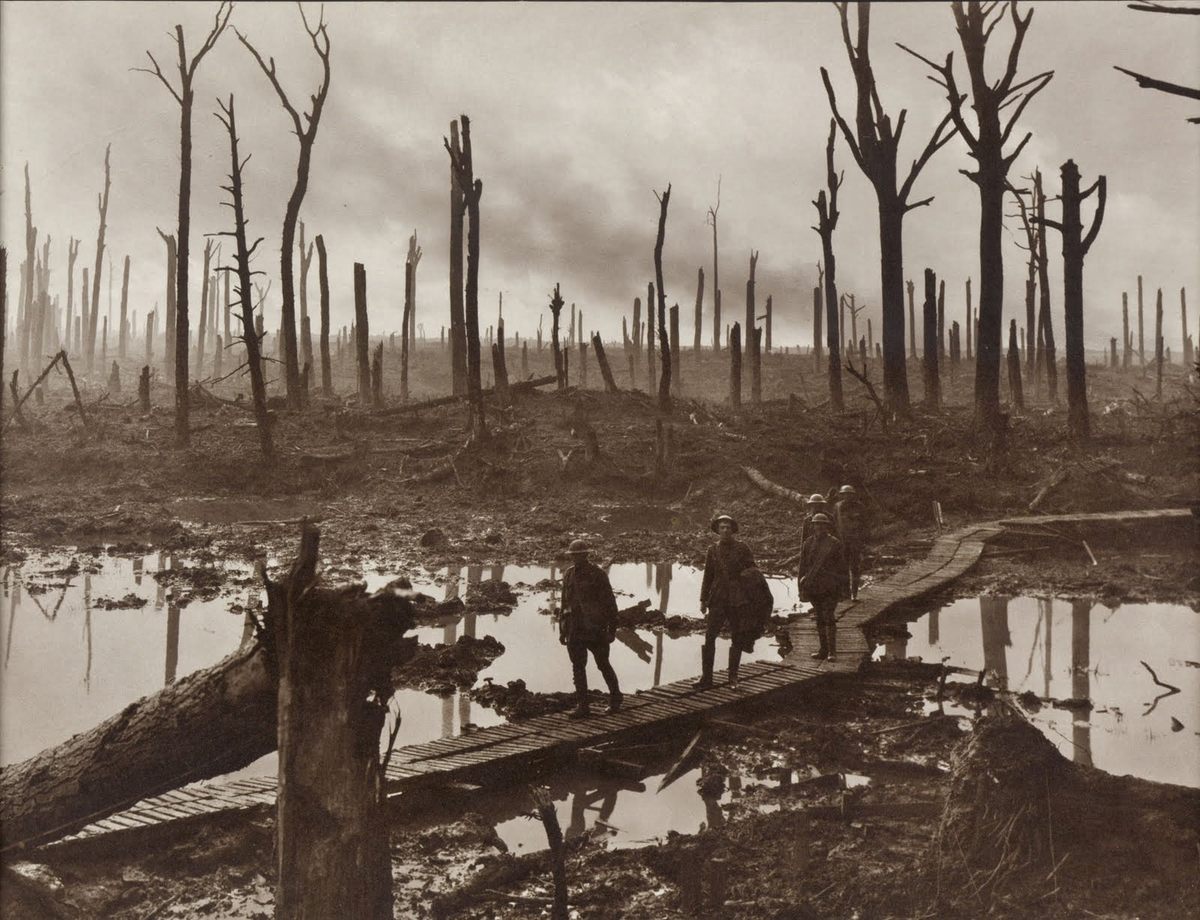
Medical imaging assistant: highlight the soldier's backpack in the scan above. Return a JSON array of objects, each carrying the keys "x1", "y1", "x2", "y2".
[{"x1": 739, "y1": 567, "x2": 775, "y2": 650}]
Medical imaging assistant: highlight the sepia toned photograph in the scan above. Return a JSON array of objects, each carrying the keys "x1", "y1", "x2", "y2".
[{"x1": 0, "y1": 1, "x2": 1197, "y2": 917}]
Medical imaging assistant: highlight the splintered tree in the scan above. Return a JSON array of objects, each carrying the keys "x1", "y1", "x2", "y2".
[
  {"x1": 693, "y1": 267, "x2": 704, "y2": 352},
  {"x1": 298, "y1": 221, "x2": 315, "y2": 385},
  {"x1": 401, "y1": 232, "x2": 422, "y2": 402},
  {"x1": 444, "y1": 115, "x2": 486, "y2": 439},
  {"x1": 138, "y1": 1, "x2": 232, "y2": 445},
  {"x1": 118, "y1": 256, "x2": 130, "y2": 359},
  {"x1": 237, "y1": 4, "x2": 331, "y2": 410},
  {"x1": 316, "y1": 234, "x2": 332, "y2": 395},
  {"x1": 20, "y1": 165, "x2": 35, "y2": 378},
  {"x1": 86, "y1": 146, "x2": 111, "y2": 375},
  {"x1": 448, "y1": 120, "x2": 467, "y2": 396},
  {"x1": 903, "y1": 0, "x2": 1053, "y2": 436},
  {"x1": 706, "y1": 178, "x2": 722, "y2": 351},
  {"x1": 1034, "y1": 170, "x2": 1058, "y2": 401},
  {"x1": 549, "y1": 284, "x2": 566, "y2": 390},
  {"x1": 822, "y1": 0, "x2": 958, "y2": 415},
  {"x1": 653, "y1": 185, "x2": 672, "y2": 414},
  {"x1": 922, "y1": 268, "x2": 941, "y2": 408},
  {"x1": 215, "y1": 95, "x2": 273, "y2": 460},
  {"x1": 1037, "y1": 159, "x2": 1106, "y2": 438},
  {"x1": 812, "y1": 120, "x2": 844, "y2": 410}
]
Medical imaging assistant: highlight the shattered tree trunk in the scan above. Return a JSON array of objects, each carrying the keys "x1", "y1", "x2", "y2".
[
  {"x1": 1138, "y1": 274, "x2": 1145, "y2": 369},
  {"x1": 668, "y1": 304, "x2": 679, "y2": 391},
  {"x1": 729, "y1": 321, "x2": 742, "y2": 410},
  {"x1": 907, "y1": 279, "x2": 916, "y2": 359},
  {"x1": 550, "y1": 284, "x2": 566, "y2": 391},
  {"x1": 750, "y1": 326, "x2": 763, "y2": 405},
  {"x1": 1007, "y1": 319, "x2": 1024, "y2": 411},
  {"x1": 299, "y1": 224, "x2": 314, "y2": 383},
  {"x1": 316, "y1": 234, "x2": 332, "y2": 396},
  {"x1": 1155, "y1": 288, "x2": 1164, "y2": 399},
  {"x1": 372, "y1": 342, "x2": 384, "y2": 408},
  {"x1": 647, "y1": 282, "x2": 656, "y2": 395},
  {"x1": 592, "y1": 333, "x2": 619, "y2": 393},
  {"x1": 965, "y1": 278, "x2": 973, "y2": 361},
  {"x1": 401, "y1": 261, "x2": 413, "y2": 402},
  {"x1": 87, "y1": 146, "x2": 111, "y2": 376},
  {"x1": 355, "y1": 263, "x2": 371, "y2": 407},
  {"x1": 1035, "y1": 172, "x2": 1058, "y2": 402},
  {"x1": 118, "y1": 256, "x2": 130, "y2": 359},
  {"x1": 264, "y1": 525, "x2": 409, "y2": 919},
  {"x1": 814, "y1": 284, "x2": 824, "y2": 367},
  {"x1": 693, "y1": 267, "x2": 704, "y2": 352},
  {"x1": 448, "y1": 120, "x2": 467, "y2": 396},
  {"x1": 1122, "y1": 293, "x2": 1131, "y2": 370},
  {"x1": 922, "y1": 268, "x2": 940, "y2": 408},
  {"x1": 654, "y1": 186, "x2": 672, "y2": 413},
  {"x1": 1180, "y1": 288, "x2": 1191, "y2": 367}
]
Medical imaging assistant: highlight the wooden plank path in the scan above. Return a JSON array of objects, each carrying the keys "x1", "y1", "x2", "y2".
[{"x1": 52, "y1": 508, "x2": 1189, "y2": 846}]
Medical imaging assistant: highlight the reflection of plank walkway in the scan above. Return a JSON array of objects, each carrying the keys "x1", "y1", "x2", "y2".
[{"x1": 56, "y1": 508, "x2": 1190, "y2": 844}]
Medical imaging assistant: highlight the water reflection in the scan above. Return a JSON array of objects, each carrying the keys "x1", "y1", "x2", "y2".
[
  {"x1": 2, "y1": 555, "x2": 797, "y2": 775},
  {"x1": 877, "y1": 596, "x2": 1199, "y2": 787}
]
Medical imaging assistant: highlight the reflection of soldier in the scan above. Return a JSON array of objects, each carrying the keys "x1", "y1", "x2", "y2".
[
  {"x1": 560, "y1": 540, "x2": 622, "y2": 719},
  {"x1": 833, "y1": 485, "x2": 867, "y2": 599},
  {"x1": 798, "y1": 513, "x2": 847, "y2": 661},
  {"x1": 696, "y1": 515, "x2": 757, "y2": 689}
]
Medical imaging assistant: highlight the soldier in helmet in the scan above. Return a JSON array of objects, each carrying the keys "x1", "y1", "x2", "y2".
[
  {"x1": 696, "y1": 514, "x2": 757, "y2": 688},
  {"x1": 834, "y1": 484, "x2": 866, "y2": 600},
  {"x1": 799, "y1": 493, "x2": 829, "y2": 546},
  {"x1": 797, "y1": 513, "x2": 848, "y2": 661},
  {"x1": 560, "y1": 539, "x2": 623, "y2": 719}
]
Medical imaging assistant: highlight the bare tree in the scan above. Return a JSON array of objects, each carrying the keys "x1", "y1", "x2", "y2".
[
  {"x1": 706, "y1": 177, "x2": 722, "y2": 351},
  {"x1": 85, "y1": 146, "x2": 112, "y2": 375},
  {"x1": 298, "y1": 220, "x2": 315, "y2": 382},
  {"x1": 902, "y1": 0, "x2": 1053, "y2": 436},
  {"x1": 1034, "y1": 170, "x2": 1058, "y2": 401},
  {"x1": 215, "y1": 95, "x2": 273, "y2": 459},
  {"x1": 156, "y1": 229, "x2": 178, "y2": 376},
  {"x1": 236, "y1": 3, "x2": 331, "y2": 410},
  {"x1": 138, "y1": 0, "x2": 233, "y2": 445},
  {"x1": 1037, "y1": 159, "x2": 1106, "y2": 438},
  {"x1": 448, "y1": 120, "x2": 467, "y2": 395},
  {"x1": 549, "y1": 284, "x2": 566, "y2": 390},
  {"x1": 812, "y1": 120, "x2": 845, "y2": 411},
  {"x1": 20, "y1": 165, "x2": 36, "y2": 379},
  {"x1": 692, "y1": 267, "x2": 704, "y2": 352},
  {"x1": 822, "y1": 0, "x2": 958, "y2": 414},
  {"x1": 653, "y1": 184, "x2": 672, "y2": 414},
  {"x1": 1114, "y1": 2, "x2": 1200, "y2": 123},
  {"x1": 315, "y1": 233, "x2": 332, "y2": 395},
  {"x1": 444, "y1": 115, "x2": 486, "y2": 439}
]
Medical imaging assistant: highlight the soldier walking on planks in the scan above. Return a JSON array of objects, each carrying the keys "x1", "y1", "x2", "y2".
[
  {"x1": 696, "y1": 514, "x2": 757, "y2": 689},
  {"x1": 797, "y1": 513, "x2": 848, "y2": 661},
  {"x1": 833, "y1": 485, "x2": 867, "y2": 600},
  {"x1": 560, "y1": 539, "x2": 623, "y2": 719}
]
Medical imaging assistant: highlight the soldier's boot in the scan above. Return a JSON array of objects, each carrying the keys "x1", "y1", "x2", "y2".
[
  {"x1": 607, "y1": 690, "x2": 624, "y2": 714},
  {"x1": 727, "y1": 644, "x2": 742, "y2": 687},
  {"x1": 568, "y1": 676, "x2": 591, "y2": 720},
  {"x1": 693, "y1": 640, "x2": 716, "y2": 689},
  {"x1": 811, "y1": 613, "x2": 829, "y2": 660},
  {"x1": 825, "y1": 626, "x2": 837, "y2": 662}
]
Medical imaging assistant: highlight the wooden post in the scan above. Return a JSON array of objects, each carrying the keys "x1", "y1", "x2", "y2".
[
  {"x1": 729, "y1": 321, "x2": 742, "y2": 410},
  {"x1": 354, "y1": 263, "x2": 371, "y2": 406},
  {"x1": 1007, "y1": 319, "x2": 1024, "y2": 411},
  {"x1": 922, "y1": 269, "x2": 940, "y2": 408},
  {"x1": 592, "y1": 333, "x2": 619, "y2": 393}
]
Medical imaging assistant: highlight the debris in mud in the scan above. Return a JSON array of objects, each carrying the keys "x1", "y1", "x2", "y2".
[
  {"x1": 418, "y1": 528, "x2": 448, "y2": 548},
  {"x1": 393, "y1": 636, "x2": 506, "y2": 696},
  {"x1": 464, "y1": 580, "x2": 517, "y2": 611},
  {"x1": 93, "y1": 592, "x2": 147, "y2": 610},
  {"x1": 409, "y1": 592, "x2": 467, "y2": 623},
  {"x1": 470, "y1": 678, "x2": 609, "y2": 720}
]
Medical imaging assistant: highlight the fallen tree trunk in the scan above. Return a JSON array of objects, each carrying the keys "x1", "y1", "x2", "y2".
[
  {"x1": 371, "y1": 373, "x2": 556, "y2": 417},
  {"x1": 0, "y1": 642, "x2": 276, "y2": 853},
  {"x1": 742, "y1": 466, "x2": 806, "y2": 504}
]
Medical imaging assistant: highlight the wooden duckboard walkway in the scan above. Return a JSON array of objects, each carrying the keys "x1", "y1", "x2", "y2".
[{"x1": 53, "y1": 508, "x2": 1190, "y2": 845}]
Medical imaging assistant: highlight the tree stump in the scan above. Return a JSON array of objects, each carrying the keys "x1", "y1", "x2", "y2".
[
  {"x1": 591, "y1": 333, "x2": 619, "y2": 394},
  {"x1": 139, "y1": 365, "x2": 151, "y2": 412}
]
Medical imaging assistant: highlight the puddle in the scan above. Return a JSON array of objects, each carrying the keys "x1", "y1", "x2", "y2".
[
  {"x1": 591, "y1": 505, "x2": 700, "y2": 536},
  {"x1": 0, "y1": 554, "x2": 798, "y2": 776},
  {"x1": 874, "y1": 596, "x2": 1200, "y2": 788}
]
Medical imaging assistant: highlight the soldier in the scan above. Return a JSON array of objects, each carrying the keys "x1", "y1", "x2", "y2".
[
  {"x1": 560, "y1": 539, "x2": 622, "y2": 719},
  {"x1": 834, "y1": 484, "x2": 866, "y2": 599},
  {"x1": 797, "y1": 512, "x2": 848, "y2": 661},
  {"x1": 799, "y1": 493, "x2": 829, "y2": 545},
  {"x1": 696, "y1": 514, "x2": 757, "y2": 688}
]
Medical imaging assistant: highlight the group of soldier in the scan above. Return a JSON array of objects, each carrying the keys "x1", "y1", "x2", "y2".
[{"x1": 557, "y1": 485, "x2": 868, "y2": 719}]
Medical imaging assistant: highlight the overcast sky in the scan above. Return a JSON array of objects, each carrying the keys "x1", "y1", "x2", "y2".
[{"x1": 2, "y1": 1, "x2": 1198, "y2": 352}]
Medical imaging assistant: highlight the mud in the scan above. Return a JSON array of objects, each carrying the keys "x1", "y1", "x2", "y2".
[{"x1": 393, "y1": 636, "x2": 506, "y2": 696}]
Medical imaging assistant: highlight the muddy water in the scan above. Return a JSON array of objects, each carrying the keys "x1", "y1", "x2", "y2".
[
  {"x1": 0, "y1": 554, "x2": 797, "y2": 774},
  {"x1": 875, "y1": 596, "x2": 1200, "y2": 788}
]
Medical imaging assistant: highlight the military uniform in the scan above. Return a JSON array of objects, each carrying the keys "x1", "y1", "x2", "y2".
[
  {"x1": 561, "y1": 559, "x2": 622, "y2": 710},
  {"x1": 798, "y1": 529, "x2": 848, "y2": 659},
  {"x1": 834, "y1": 495, "x2": 866, "y2": 599},
  {"x1": 699, "y1": 537, "x2": 757, "y2": 684}
]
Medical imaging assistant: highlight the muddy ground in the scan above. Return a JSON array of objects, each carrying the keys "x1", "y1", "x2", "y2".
[
  {"x1": 2, "y1": 351, "x2": 1198, "y2": 918},
  {"x1": 4, "y1": 662, "x2": 1197, "y2": 920}
]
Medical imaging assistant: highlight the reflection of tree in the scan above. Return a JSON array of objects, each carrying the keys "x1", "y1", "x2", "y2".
[
  {"x1": 1041, "y1": 598, "x2": 1053, "y2": 699},
  {"x1": 656, "y1": 563, "x2": 672, "y2": 616},
  {"x1": 133, "y1": 556, "x2": 144, "y2": 587},
  {"x1": 980, "y1": 596, "x2": 1012, "y2": 690},
  {"x1": 442, "y1": 619, "x2": 458, "y2": 737},
  {"x1": 84, "y1": 575, "x2": 94, "y2": 691},
  {"x1": 1071, "y1": 600, "x2": 1093, "y2": 767},
  {"x1": 443, "y1": 566, "x2": 462, "y2": 602},
  {"x1": 490, "y1": 564, "x2": 504, "y2": 583},
  {"x1": 1020, "y1": 603, "x2": 1043, "y2": 687},
  {"x1": 5, "y1": 576, "x2": 20, "y2": 667},
  {"x1": 164, "y1": 602, "x2": 180, "y2": 685},
  {"x1": 654, "y1": 632, "x2": 663, "y2": 687},
  {"x1": 928, "y1": 608, "x2": 939, "y2": 645}
]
